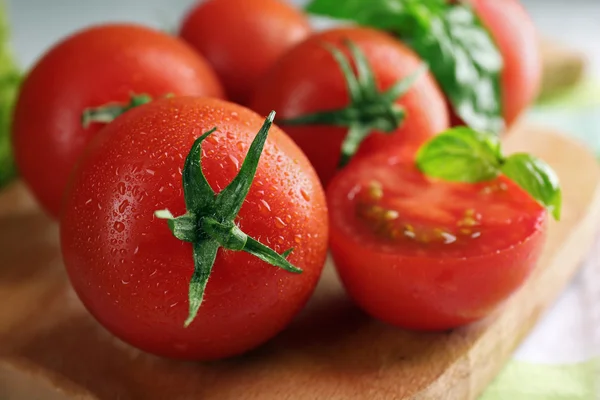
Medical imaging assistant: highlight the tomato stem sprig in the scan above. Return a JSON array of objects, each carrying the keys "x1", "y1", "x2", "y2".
[
  {"x1": 81, "y1": 93, "x2": 153, "y2": 128},
  {"x1": 281, "y1": 40, "x2": 426, "y2": 167},
  {"x1": 417, "y1": 127, "x2": 562, "y2": 220},
  {"x1": 155, "y1": 111, "x2": 301, "y2": 327}
]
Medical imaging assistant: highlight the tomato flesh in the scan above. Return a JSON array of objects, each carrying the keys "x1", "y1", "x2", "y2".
[{"x1": 328, "y1": 153, "x2": 547, "y2": 330}]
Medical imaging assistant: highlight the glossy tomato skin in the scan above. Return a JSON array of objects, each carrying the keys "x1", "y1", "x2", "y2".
[
  {"x1": 13, "y1": 24, "x2": 224, "y2": 219},
  {"x1": 327, "y1": 152, "x2": 547, "y2": 330},
  {"x1": 469, "y1": 0, "x2": 541, "y2": 128},
  {"x1": 180, "y1": 0, "x2": 311, "y2": 104},
  {"x1": 250, "y1": 27, "x2": 450, "y2": 187},
  {"x1": 60, "y1": 97, "x2": 328, "y2": 360}
]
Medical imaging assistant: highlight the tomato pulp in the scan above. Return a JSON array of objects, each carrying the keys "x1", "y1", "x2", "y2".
[{"x1": 328, "y1": 152, "x2": 547, "y2": 330}]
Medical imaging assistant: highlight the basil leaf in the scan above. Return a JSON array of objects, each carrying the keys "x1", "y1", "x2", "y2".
[
  {"x1": 306, "y1": 0, "x2": 407, "y2": 31},
  {"x1": 416, "y1": 127, "x2": 562, "y2": 221},
  {"x1": 305, "y1": 0, "x2": 505, "y2": 134},
  {"x1": 416, "y1": 127, "x2": 503, "y2": 183},
  {"x1": 501, "y1": 153, "x2": 562, "y2": 220}
]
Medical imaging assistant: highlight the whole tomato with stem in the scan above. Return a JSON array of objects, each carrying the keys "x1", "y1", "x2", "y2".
[
  {"x1": 250, "y1": 27, "x2": 450, "y2": 187},
  {"x1": 12, "y1": 23, "x2": 224, "y2": 219},
  {"x1": 60, "y1": 97, "x2": 328, "y2": 360},
  {"x1": 180, "y1": 0, "x2": 311, "y2": 104}
]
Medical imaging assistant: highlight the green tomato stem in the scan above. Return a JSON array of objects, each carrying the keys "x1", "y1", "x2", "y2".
[
  {"x1": 155, "y1": 111, "x2": 302, "y2": 327},
  {"x1": 279, "y1": 39, "x2": 425, "y2": 168}
]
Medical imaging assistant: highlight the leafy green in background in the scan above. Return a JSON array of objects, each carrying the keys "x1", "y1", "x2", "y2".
[
  {"x1": 0, "y1": 0, "x2": 20, "y2": 188},
  {"x1": 306, "y1": 0, "x2": 504, "y2": 134}
]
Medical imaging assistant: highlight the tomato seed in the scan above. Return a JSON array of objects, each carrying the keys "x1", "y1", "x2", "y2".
[{"x1": 367, "y1": 180, "x2": 383, "y2": 200}]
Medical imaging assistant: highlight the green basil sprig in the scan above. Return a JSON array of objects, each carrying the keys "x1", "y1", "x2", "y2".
[
  {"x1": 417, "y1": 127, "x2": 562, "y2": 220},
  {"x1": 305, "y1": 0, "x2": 504, "y2": 134}
]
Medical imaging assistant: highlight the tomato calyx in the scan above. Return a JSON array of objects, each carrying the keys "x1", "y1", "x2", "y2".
[
  {"x1": 81, "y1": 93, "x2": 153, "y2": 128},
  {"x1": 155, "y1": 111, "x2": 301, "y2": 327},
  {"x1": 280, "y1": 39, "x2": 426, "y2": 167}
]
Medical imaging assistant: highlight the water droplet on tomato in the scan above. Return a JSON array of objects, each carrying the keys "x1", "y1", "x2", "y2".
[
  {"x1": 117, "y1": 182, "x2": 126, "y2": 195},
  {"x1": 206, "y1": 135, "x2": 219, "y2": 145},
  {"x1": 231, "y1": 111, "x2": 239, "y2": 120},
  {"x1": 300, "y1": 189, "x2": 311, "y2": 202},
  {"x1": 118, "y1": 200, "x2": 130, "y2": 214},
  {"x1": 274, "y1": 217, "x2": 287, "y2": 229},
  {"x1": 114, "y1": 221, "x2": 125, "y2": 233},
  {"x1": 294, "y1": 234, "x2": 302, "y2": 244},
  {"x1": 259, "y1": 199, "x2": 271, "y2": 215},
  {"x1": 228, "y1": 154, "x2": 239, "y2": 170},
  {"x1": 227, "y1": 131, "x2": 235, "y2": 139},
  {"x1": 236, "y1": 141, "x2": 245, "y2": 151}
]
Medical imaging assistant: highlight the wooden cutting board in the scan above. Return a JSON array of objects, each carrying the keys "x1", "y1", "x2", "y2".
[{"x1": 0, "y1": 124, "x2": 599, "y2": 400}]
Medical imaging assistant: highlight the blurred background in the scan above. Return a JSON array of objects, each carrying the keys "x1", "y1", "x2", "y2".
[
  {"x1": 6, "y1": 0, "x2": 600, "y2": 80},
  {"x1": 1, "y1": 1, "x2": 599, "y2": 398}
]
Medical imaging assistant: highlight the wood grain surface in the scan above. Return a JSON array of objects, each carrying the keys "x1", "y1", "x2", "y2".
[{"x1": 0, "y1": 124, "x2": 599, "y2": 400}]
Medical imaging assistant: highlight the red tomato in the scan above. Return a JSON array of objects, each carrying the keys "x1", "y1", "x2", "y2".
[
  {"x1": 327, "y1": 151, "x2": 547, "y2": 330},
  {"x1": 180, "y1": 0, "x2": 311, "y2": 104},
  {"x1": 469, "y1": 0, "x2": 541, "y2": 128},
  {"x1": 13, "y1": 24, "x2": 224, "y2": 219},
  {"x1": 60, "y1": 97, "x2": 328, "y2": 360},
  {"x1": 250, "y1": 27, "x2": 450, "y2": 187}
]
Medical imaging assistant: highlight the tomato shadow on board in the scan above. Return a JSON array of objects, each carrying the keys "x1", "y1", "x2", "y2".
[{"x1": 228, "y1": 260, "x2": 456, "y2": 375}]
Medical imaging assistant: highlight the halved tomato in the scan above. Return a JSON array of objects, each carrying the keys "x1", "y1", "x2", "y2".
[{"x1": 328, "y1": 151, "x2": 547, "y2": 330}]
